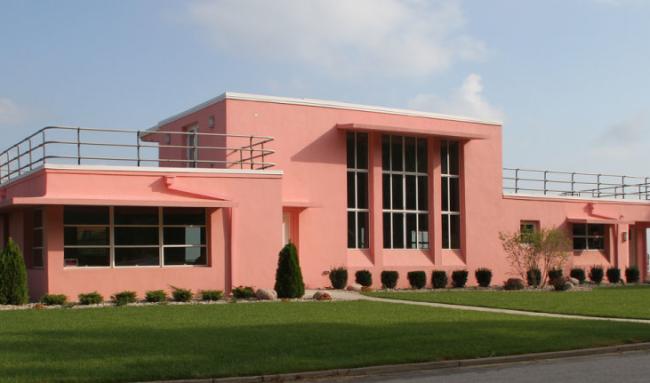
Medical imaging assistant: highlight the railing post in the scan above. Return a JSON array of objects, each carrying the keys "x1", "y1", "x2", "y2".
[
  {"x1": 41, "y1": 130, "x2": 46, "y2": 165},
  {"x1": 136, "y1": 131, "x2": 141, "y2": 167},
  {"x1": 16, "y1": 144, "x2": 21, "y2": 176},
  {"x1": 514, "y1": 168, "x2": 519, "y2": 194},
  {"x1": 28, "y1": 139, "x2": 33, "y2": 170},
  {"x1": 543, "y1": 170, "x2": 548, "y2": 195},
  {"x1": 646, "y1": 178, "x2": 649, "y2": 200},
  {"x1": 597, "y1": 174, "x2": 601, "y2": 198},
  {"x1": 621, "y1": 176, "x2": 626, "y2": 199},
  {"x1": 249, "y1": 136, "x2": 254, "y2": 170},
  {"x1": 76, "y1": 127, "x2": 81, "y2": 165},
  {"x1": 571, "y1": 172, "x2": 575, "y2": 196}
]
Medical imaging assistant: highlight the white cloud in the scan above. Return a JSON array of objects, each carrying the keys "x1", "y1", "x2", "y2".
[
  {"x1": 185, "y1": 0, "x2": 485, "y2": 77},
  {"x1": 0, "y1": 98, "x2": 24, "y2": 125},
  {"x1": 408, "y1": 74, "x2": 504, "y2": 121}
]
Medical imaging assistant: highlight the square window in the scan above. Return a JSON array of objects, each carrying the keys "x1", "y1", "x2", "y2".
[
  {"x1": 115, "y1": 247, "x2": 159, "y2": 266},
  {"x1": 164, "y1": 247, "x2": 206, "y2": 266}
]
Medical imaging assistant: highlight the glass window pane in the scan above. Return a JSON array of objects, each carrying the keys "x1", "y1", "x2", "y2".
[
  {"x1": 442, "y1": 214, "x2": 450, "y2": 249},
  {"x1": 357, "y1": 172, "x2": 368, "y2": 209},
  {"x1": 406, "y1": 213, "x2": 417, "y2": 249},
  {"x1": 64, "y1": 206, "x2": 109, "y2": 225},
  {"x1": 441, "y1": 141, "x2": 449, "y2": 175},
  {"x1": 115, "y1": 247, "x2": 159, "y2": 266},
  {"x1": 588, "y1": 224, "x2": 605, "y2": 237},
  {"x1": 115, "y1": 227, "x2": 159, "y2": 246},
  {"x1": 383, "y1": 212, "x2": 392, "y2": 248},
  {"x1": 356, "y1": 133, "x2": 368, "y2": 170},
  {"x1": 392, "y1": 213, "x2": 404, "y2": 249},
  {"x1": 347, "y1": 171, "x2": 356, "y2": 209},
  {"x1": 418, "y1": 213, "x2": 429, "y2": 249},
  {"x1": 418, "y1": 176, "x2": 428, "y2": 210},
  {"x1": 573, "y1": 237, "x2": 587, "y2": 250},
  {"x1": 405, "y1": 137, "x2": 416, "y2": 172},
  {"x1": 347, "y1": 211, "x2": 356, "y2": 248},
  {"x1": 32, "y1": 249, "x2": 44, "y2": 268},
  {"x1": 164, "y1": 247, "x2": 206, "y2": 266},
  {"x1": 346, "y1": 132, "x2": 355, "y2": 168},
  {"x1": 417, "y1": 138, "x2": 428, "y2": 173},
  {"x1": 33, "y1": 210, "x2": 42, "y2": 228},
  {"x1": 164, "y1": 227, "x2": 205, "y2": 245},
  {"x1": 114, "y1": 207, "x2": 158, "y2": 225},
  {"x1": 392, "y1": 174, "x2": 403, "y2": 210},
  {"x1": 382, "y1": 174, "x2": 391, "y2": 209},
  {"x1": 450, "y1": 214, "x2": 461, "y2": 249},
  {"x1": 391, "y1": 136, "x2": 403, "y2": 171},
  {"x1": 588, "y1": 237, "x2": 605, "y2": 250},
  {"x1": 381, "y1": 135, "x2": 390, "y2": 171},
  {"x1": 64, "y1": 227, "x2": 109, "y2": 246},
  {"x1": 64, "y1": 248, "x2": 110, "y2": 267},
  {"x1": 33, "y1": 229, "x2": 43, "y2": 248},
  {"x1": 442, "y1": 177, "x2": 449, "y2": 211},
  {"x1": 163, "y1": 208, "x2": 205, "y2": 226},
  {"x1": 573, "y1": 224, "x2": 587, "y2": 236},
  {"x1": 358, "y1": 212, "x2": 369, "y2": 249},
  {"x1": 406, "y1": 175, "x2": 417, "y2": 210},
  {"x1": 449, "y1": 141, "x2": 460, "y2": 175},
  {"x1": 449, "y1": 177, "x2": 460, "y2": 212}
]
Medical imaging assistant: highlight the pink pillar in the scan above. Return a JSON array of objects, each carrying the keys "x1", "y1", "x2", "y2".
[
  {"x1": 44, "y1": 205, "x2": 64, "y2": 294},
  {"x1": 369, "y1": 132, "x2": 383, "y2": 268},
  {"x1": 430, "y1": 138, "x2": 442, "y2": 265}
]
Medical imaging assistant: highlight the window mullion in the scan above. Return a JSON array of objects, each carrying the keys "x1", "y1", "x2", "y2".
[{"x1": 159, "y1": 207, "x2": 164, "y2": 267}]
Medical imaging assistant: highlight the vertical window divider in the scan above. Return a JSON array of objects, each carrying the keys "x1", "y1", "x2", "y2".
[
  {"x1": 159, "y1": 207, "x2": 164, "y2": 267},
  {"x1": 109, "y1": 206, "x2": 115, "y2": 268}
]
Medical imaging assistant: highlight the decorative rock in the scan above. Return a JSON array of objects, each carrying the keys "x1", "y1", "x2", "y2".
[
  {"x1": 312, "y1": 291, "x2": 332, "y2": 301},
  {"x1": 346, "y1": 283, "x2": 362, "y2": 292},
  {"x1": 255, "y1": 288, "x2": 278, "y2": 301},
  {"x1": 563, "y1": 282, "x2": 573, "y2": 291},
  {"x1": 569, "y1": 277, "x2": 580, "y2": 286}
]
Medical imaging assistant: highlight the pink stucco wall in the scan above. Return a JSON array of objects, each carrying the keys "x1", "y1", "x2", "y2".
[{"x1": 2, "y1": 93, "x2": 650, "y2": 300}]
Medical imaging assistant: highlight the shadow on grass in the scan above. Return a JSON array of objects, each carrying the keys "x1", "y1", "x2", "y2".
[{"x1": 1, "y1": 302, "x2": 649, "y2": 383}]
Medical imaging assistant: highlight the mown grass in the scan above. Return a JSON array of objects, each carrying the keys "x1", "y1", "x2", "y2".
[
  {"x1": 2, "y1": 300, "x2": 650, "y2": 383},
  {"x1": 368, "y1": 285, "x2": 650, "y2": 319}
]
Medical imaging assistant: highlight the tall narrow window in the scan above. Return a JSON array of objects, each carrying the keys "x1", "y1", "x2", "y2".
[
  {"x1": 163, "y1": 208, "x2": 207, "y2": 265},
  {"x1": 347, "y1": 132, "x2": 369, "y2": 249},
  {"x1": 382, "y1": 135, "x2": 429, "y2": 249},
  {"x1": 114, "y1": 207, "x2": 160, "y2": 266},
  {"x1": 32, "y1": 209, "x2": 44, "y2": 268},
  {"x1": 64, "y1": 206, "x2": 111, "y2": 267},
  {"x1": 187, "y1": 126, "x2": 198, "y2": 168},
  {"x1": 441, "y1": 140, "x2": 461, "y2": 249}
]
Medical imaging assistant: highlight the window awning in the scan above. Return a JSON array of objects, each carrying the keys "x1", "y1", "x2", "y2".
[
  {"x1": 336, "y1": 123, "x2": 489, "y2": 140},
  {"x1": 1, "y1": 197, "x2": 236, "y2": 209},
  {"x1": 566, "y1": 217, "x2": 633, "y2": 225}
]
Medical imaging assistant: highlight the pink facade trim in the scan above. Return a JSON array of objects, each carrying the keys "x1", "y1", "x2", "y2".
[{"x1": 1, "y1": 92, "x2": 649, "y2": 301}]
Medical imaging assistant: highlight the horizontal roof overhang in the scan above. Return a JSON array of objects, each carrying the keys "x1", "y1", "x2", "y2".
[
  {"x1": 566, "y1": 217, "x2": 633, "y2": 225},
  {"x1": 1, "y1": 197, "x2": 235, "y2": 209},
  {"x1": 336, "y1": 123, "x2": 489, "y2": 140}
]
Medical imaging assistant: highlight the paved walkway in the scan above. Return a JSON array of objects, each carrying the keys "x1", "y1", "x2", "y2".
[{"x1": 308, "y1": 289, "x2": 650, "y2": 324}]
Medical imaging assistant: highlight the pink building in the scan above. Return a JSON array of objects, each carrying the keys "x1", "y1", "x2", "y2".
[{"x1": 1, "y1": 92, "x2": 649, "y2": 300}]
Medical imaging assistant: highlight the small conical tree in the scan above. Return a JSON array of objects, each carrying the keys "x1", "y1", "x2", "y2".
[
  {"x1": 0, "y1": 238, "x2": 29, "y2": 305},
  {"x1": 274, "y1": 242, "x2": 305, "y2": 298}
]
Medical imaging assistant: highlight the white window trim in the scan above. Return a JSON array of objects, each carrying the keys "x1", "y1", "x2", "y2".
[{"x1": 382, "y1": 135, "x2": 429, "y2": 249}]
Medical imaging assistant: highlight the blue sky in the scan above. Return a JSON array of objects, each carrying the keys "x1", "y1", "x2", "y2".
[{"x1": 1, "y1": 0, "x2": 649, "y2": 175}]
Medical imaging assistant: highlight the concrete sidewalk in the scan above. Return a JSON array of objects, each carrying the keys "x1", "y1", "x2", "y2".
[{"x1": 315, "y1": 289, "x2": 650, "y2": 324}]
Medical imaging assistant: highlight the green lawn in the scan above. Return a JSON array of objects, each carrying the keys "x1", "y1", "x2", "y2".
[
  {"x1": 2, "y1": 301, "x2": 650, "y2": 383},
  {"x1": 368, "y1": 285, "x2": 650, "y2": 319}
]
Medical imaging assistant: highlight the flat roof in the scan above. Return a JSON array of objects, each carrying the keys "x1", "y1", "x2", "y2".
[{"x1": 150, "y1": 92, "x2": 502, "y2": 131}]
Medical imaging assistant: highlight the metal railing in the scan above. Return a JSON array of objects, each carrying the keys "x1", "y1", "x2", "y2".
[
  {"x1": 0, "y1": 126, "x2": 276, "y2": 185},
  {"x1": 504, "y1": 168, "x2": 650, "y2": 200}
]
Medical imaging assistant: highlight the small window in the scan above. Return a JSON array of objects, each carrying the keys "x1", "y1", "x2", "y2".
[
  {"x1": 520, "y1": 221, "x2": 539, "y2": 243},
  {"x1": 573, "y1": 223, "x2": 606, "y2": 251},
  {"x1": 32, "y1": 209, "x2": 44, "y2": 268}
]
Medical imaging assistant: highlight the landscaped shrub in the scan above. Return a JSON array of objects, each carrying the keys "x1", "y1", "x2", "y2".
[
  {"x1": 606, "y1": 267, "x2": 621, "y2": 284},
  {"x1": 431, "y1": 271, "x2": 448, "y2": 289},
  {"x1": 589, "y1": 266, "x2": 604, "y2": 284},
  {"x1": 40, "y1": 294, "x2": 67, "y2": 306},
  {"x1": 552, "y1": 277, "x2": 571, "y2": 291},
  {"x1": 78, "y1": 292, "x2": 103, "y2": 305},
  {"x1": 329, "y1": 267, "x2": 348, "y2": 289},
  {"x1": 381, "y1": 271, "x2": 399, "y2": 289},
  {"x1": 548, "y1": 269, "x2": 563, "y2": 283},
  {"x1": 407, "y1": 271, "x2": 426, "y2": 289},
  {"x1": 274, "y1": 242, "x2": 305, "y2": 298},
  {"x1": 112, "y1": 291, "x2": 137, "y2": 306},
  {"x1": 451, "y1": 270, "x2": 468, "y2": 288},
  {"x1": 0, "y1": 238, "x2": 29, "y2": 305},
  {"x1": 231, "y1": 286, "x2": 255, "y2": 299},
  {"x1": 355, "y1": 270, "x2": 372, "y2": 287},
  {"x1": 526, "y1": 268, "x2": 542, "y2": 287},
  {"x1": 475, "y1": 268, "x2": 493, "y2": 288},
  {"x1": 570, "y1": 268, "x2": 586, "y2": 284},
  {"x1": 626, "y1": 266, "x2": 640, "y2": 283},
  {"x1": 171, "y1": 287, "x2": 193, "y2": 302},
  {"x1": 145, "y1": 290, "x2": 167, "y2": 303},
  {"x1": 201, "y1": 290, "x2": 223, "y2": 301},
  {"x1": 504, "y1": 278, "x2": 525, "y2": 290}
]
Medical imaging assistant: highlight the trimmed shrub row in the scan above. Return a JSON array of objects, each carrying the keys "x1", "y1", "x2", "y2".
[
  {"x1": 341, "y1": 269, "x2": 492, "y2": 289},
  {"x1": 39, "y1": 287, "x2": 226, "y2": 306}
]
